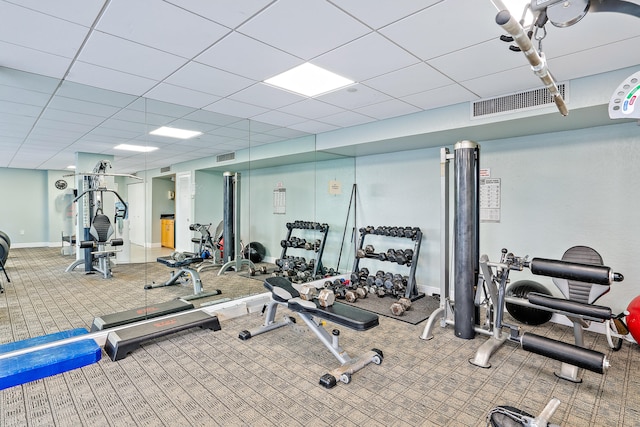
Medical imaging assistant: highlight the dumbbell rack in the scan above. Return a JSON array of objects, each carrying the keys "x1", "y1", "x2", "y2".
[
  {"x1": 278, "y1": 221, "x2": 330, "y2": 278},
  {"x1": 352, "y1": 226, "x2": 423, "y2": 300}
]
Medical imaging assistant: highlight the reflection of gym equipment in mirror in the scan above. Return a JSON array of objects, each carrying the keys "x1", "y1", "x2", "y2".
[
  {"x1": 218, "y1": 172, "x2": 255, "y2": 275},
  {"x1": 190, "y1": 221, "x2": 224, "y2": 272},
  {"x1": 420, "y1": 141, "x2": 625, "y2": 383},
  {"x1": 0, "y1": 230, "x2": 11, "y2": 290},
  {"x1": 65, "y1": 161, "x2": 135, "y2": 279},
  {"x1": 145, "y1": 252, "x2": 222, "y2": 302}
]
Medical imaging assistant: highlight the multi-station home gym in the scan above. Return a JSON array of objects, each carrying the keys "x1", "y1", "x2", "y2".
[{"x1": 0, "y1": 1, "x2": 639, "y2": 426}]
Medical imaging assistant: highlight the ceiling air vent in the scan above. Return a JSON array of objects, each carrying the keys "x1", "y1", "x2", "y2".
[
  {"x1": 160, "y1": 166, "x2": 171, "y2": 173},
  {"x1": 471, "y1": 83, "x2": 567, "y2": 119},
  {"x1": 216, "y1": 152, "x2": 235, "y2": 162}
]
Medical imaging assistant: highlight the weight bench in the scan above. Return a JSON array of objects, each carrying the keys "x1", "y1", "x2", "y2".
[
  {"x1": 239, "y1": 276, "x2": 383, "y2": 388},
  {"x1": 145, "y1": 255, "x2": 221, "y2": 301}
]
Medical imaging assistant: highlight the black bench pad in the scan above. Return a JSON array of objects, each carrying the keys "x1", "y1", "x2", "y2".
[
  {"x1": 156, "y1": 255, "x2": 201, "y2": 268},
  {"x1": 264, "y1": 277, "x2": 379, "y2": 331}
]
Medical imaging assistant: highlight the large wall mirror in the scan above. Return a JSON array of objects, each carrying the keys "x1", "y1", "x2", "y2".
[{"x1": 1, "y1": 66, "x2": 357, "y2": 322}]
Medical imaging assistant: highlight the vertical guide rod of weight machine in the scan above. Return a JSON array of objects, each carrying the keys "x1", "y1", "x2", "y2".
[
  {"x1": 218, "y1": 172, "x2": 255, "y2": 275},
  {"x1": 454, "y1": 141, "x2": 480, "y2": 339}
]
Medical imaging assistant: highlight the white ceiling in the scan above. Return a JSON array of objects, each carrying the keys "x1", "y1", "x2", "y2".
[{"x1": 0, "y1": 0, "x2": 639, "y2": 173}]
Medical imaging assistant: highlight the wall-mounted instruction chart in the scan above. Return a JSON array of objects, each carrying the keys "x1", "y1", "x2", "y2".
[{"x1": 480, "y1": 178, "x2": 501, "y2": 222}]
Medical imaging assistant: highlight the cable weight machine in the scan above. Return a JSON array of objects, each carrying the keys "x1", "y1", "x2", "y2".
[{"x1": 218, "y1": 172, "x2": 255, "y2": 275}]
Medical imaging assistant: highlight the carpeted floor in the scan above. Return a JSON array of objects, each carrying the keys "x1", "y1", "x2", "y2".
[{"x1": 0, "y1": 247, "x2": 639, "y2": 426}]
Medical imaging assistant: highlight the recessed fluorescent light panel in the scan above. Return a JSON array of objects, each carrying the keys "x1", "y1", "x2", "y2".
[
  {"x1": 264, "y1": 63, "x2": 355, "y2": 97},
  {"x1": 149, "y1": 126, "x2": 202, "y2": 139},
  {"x1": 114, "y1": 144, "x2": 158, "y2": 152}
]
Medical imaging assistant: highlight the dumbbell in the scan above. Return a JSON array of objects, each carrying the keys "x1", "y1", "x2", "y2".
[
  {"x1": 299, "y1": 284, "x2": 317, "y2": 301},
  {"x1": 390, "y1": 297, "x2": 412, "y2": 316},
  {"x1": 356, "y1": 244, "x2": 376, "y2": 259},
  {"x1": 386, "y1": 249, "x2": 397, "y2": 263},
  {"x1": 249, "y1": 266, "x2": 266, "y2": 276},
  {"x1": 318, "y1": 288, "x2": 335, "y2": 307}
]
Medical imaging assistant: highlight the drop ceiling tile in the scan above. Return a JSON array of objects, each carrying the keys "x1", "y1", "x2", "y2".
[
  {"x1": 56, "y1": 81, "x2": 138, "y2": 107},
  {"x1": 66, "y1": 61, "x2": 159, "y2": 96},
  {"x1": 167, "y1": 0, "x2": 273, "y2": 28},
  {"x1": 278, "y1": 98, "x2": 345, "y2": 120},
  {"x1": 166, "y1": 118, "x2": 219, "y2": 133},
  {"x1": 143, "y1": 99, "x2": 197, "y2": 118},
  {"x1": 40, "y1": 108, "x2": 106, "y2": 126},
  {"x1": 47, "y1": 97, "x2": 121, "y2": 117},
  {"x1": 0, "y1": 85, "x2": 52, "y2": 107},
  {"x1": 0, "y1": 126, "x2": 30, "y2": 139},
  {"x1": 228, "y1": 83, "x2": 305, "y2": 109},
  {"x1": 166, "y1": 0, "x2": 273, "y2": 28},
  {"x1": 380, "y1": 0, "x2": 499, "y2": 60},
  {"x1": 77, "y1": 31, "x2": 188, "y2": 81},
  {"x1": 34, "y1": 119, "x2": 95, "y2": 134},
  {"x1": 461, "y1": 65, "x2": 541, "y2": 99},
  {"x1": 288, "y1": 119, "x2": 340, "y2": 134},
  {"x1": 0, "y1": 66, "x2": 60, "y2": 93},
  {"x1": 143, "y1": 83, "x2": 222, "y2": 109},
  {"x1": 237, "y1": 0, "x2": 370, "y2": 59},
  {"x1": 363, "y1": 62, "x2": 453, "y2": 98},
  {"x1": 5, "y1": 0, "x2": 106, "y2": 26},
  {"x1": 250, "y1": 110, "x2": 306, "y2": 127},
  {"x1": 402, "y1": 83, "x2": 478, "y2": 110},
  {"x1": 547, "y1": 36, "x2": 640, "y2": 84},
  {"x1": 427, "y1": 39, "x2": 527, "y2": 83},
  {"x1": 0, "y1": 1, "x2": 90, "y2": 58},
  {"x1": 0, "y1": 100, "x2": 45, "y2": 117},
  {"x1": 0, "y1": 42, "x2": 72, "y2": 79},
  {"x1": 317, "y1": 84, "x2": 391, "y2": 110},
  {"x1": 355, "y1": 98, "x2": 421, "y2": 120},
  {"x1": 318, "y1": 110, "x2": 376, "y2": 127},
  {"x1": 97, "y1": 0, "x2": 229, "y2": 58},
  {"x1": 99, "y1": 118, "x2": 147, "y2": 134},
  {"x1": 183, "y1": 109, "x2": 247, "y2": 127},
  {"x1": 195, "y1": 32, "x2": 302, "y2": 81},
  {"x1": 164, "y1": 62, "x2": 254, "y2": 97},
  {"x1": 328, "y1": 0, "x2": 441, "y2": 29},
  {"x1": 313, "y1": 32, "x2": 420, "y2": 82},
  {"x1": 542, "y1": 10, "x2": 640, "y2": 59},
  {"x1": 203, "y1": 98, "x2": 268, "y2": 118}
]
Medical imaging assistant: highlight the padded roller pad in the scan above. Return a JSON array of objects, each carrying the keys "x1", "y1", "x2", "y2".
[
  {"x1": 528, "y1": 292, "x2": 612, "y2": 320},
  {"x1": 0, "y1": 328, "x2": 101, "y2": 390}
]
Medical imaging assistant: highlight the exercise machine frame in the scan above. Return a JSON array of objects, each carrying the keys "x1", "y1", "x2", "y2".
[
  {"x1": 218, "y1": 172, "x2": 254, "y2": 275},
  {"x1": 420, "y1": 142, "x2": 623, "y2": 382}
]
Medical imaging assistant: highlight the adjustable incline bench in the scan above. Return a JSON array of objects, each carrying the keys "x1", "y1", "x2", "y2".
[{"x1": 239, "y1": 276, "x2": 383, "y2": 388}]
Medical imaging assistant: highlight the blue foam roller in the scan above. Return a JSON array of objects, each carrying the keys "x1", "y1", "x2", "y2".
[{"x1": 0, "y1": 328, "x2": 102, "y2": 390}]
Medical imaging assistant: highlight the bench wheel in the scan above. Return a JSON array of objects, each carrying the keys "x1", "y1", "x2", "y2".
[
  {"x1": 340, "y1": 372, "x2": 352, "y2": 384},
  {"x1": 372, "y1": 348, "x2": 384, "y2": 365}
]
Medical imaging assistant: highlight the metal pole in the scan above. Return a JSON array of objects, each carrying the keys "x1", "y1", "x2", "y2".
[
  {"x1": 223, "y1": 172, "x2": 234, "y2": 262},
  {"x1": 453, "y1": 141, "x2": 479, "y2": 339}
]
